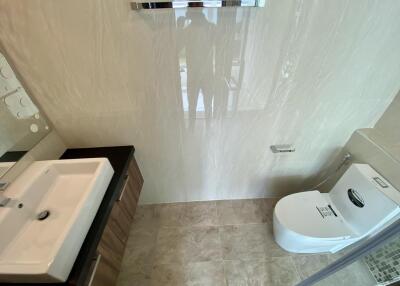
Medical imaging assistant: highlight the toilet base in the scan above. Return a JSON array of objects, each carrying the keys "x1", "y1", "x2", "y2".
[{"x1": 273, "y1": 211, "x2": 358, "y2": 254}]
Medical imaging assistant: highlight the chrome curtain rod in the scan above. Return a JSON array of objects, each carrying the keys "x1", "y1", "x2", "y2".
[{"x1": 131, "y1": 0, "x2": 265, "y2": 10}]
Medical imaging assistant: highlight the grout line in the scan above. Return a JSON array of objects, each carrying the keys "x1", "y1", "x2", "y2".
[
  {"x1": 290, "y1": 256, "x2": 304, "y2": 283},
  {"x1": 218, "y1": 227, "x2": 229, "y2": 286},
  {"x1": 215, "y1": 200, "x2": 221, "y2": 226},
  {"x1": 138, "y1": 197, "x2": 283, "y2": 206},
  {"x1": 147, "y1": 205, "x2": 163, "y2": 284},
  {"x1": 156, "y1": 221, "x2": 275, "y2": 229},
  {"x1": 127, "y1": 204, "x2": 348, "y2": 286}
]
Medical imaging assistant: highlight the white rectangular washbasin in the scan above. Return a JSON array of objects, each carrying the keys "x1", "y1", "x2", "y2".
[{"x1": 0, "y1": 158, "x2": 114, "y2": 283}]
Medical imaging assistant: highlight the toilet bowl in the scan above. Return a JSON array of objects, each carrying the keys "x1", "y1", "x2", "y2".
[{"x1": 273, "y1": 164, "x2": 400, "y2": 254}]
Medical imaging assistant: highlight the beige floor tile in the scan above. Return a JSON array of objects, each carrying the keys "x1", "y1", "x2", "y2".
[
  {"x1": 183, "y1": 226, "x2": 223, "y2": 263},
  {"x1": 181, "y1": 201, "x2": 218, "y2": 226},
  {"x1": 151, "y1": 261, "x2": 226, "y2": 286},
  {"x1": 118, "y1": 199, "x2": 377, "y2": 286},
  {"x1": 264, "y1": 198, "x2": 280, "y2": 209},
  {"x1": 220, "y1": 224, "x2": 289, "y2": 260},
  {"x1": 292, "y1": 254, "x2": 332, "y2": 280},
  {"x1": 293, "y1": 253, "x2": 376, "y2": 286},
  {"x1": 117, "y1": 263, "x2": 152, "y2": 286},
  {"x1": 216, "y1": 199, "x2": 274, "y2": 225},
  {"x1": 155, "y1": 203, "x2": 186, "y2": 227},
  {"x1": 154, "y1": 226, "x2": 222, "y2": 264},
  {"x1": 154, "y1": 201, "x2": 218, "y2": 227},
  {"x1": 185, "y1": 261, "x2": 226, "y2": 286},
  {"x1": 153, "y1": 227, "x2": 186, "y2": 264},
  {"x1": 122, "y1": 226, "x2": 158, "y2": 268},
  {"x1": 151, "y1": 263, "x2": 186, "y2": 286},
  {"x1": 315, "y1": 260, "x2": 376, "y2": 286},
  {"x1": 132, "y1": 204, "x2": 160, "y2": 228},
  {"x1": 223, "y1": 257, "x2": 301, "y2": 286}
]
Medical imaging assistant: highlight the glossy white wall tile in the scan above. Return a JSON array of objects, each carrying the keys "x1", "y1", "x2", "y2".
[
  {"x1": 0, "y1": 0, "x2": 400, "y2": 203},
  {"x1": 375, "y1": 91, "x2": 400, "y2": 146}
]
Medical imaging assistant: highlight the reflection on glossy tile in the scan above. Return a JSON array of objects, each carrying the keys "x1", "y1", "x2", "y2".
[
  {"x1": 2, "y1": 1, "x2": 400, "y2": 203},
  {"x1": 224, "y1": 257, "x2": 301, "y2": 286}
]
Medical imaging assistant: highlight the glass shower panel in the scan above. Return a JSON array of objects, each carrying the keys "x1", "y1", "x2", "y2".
[{"x1": 313, "y1": 234, "x2": 400, "y2": 286}]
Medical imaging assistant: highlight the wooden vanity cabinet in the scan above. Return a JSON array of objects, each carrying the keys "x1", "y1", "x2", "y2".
[{"x1": 86, "y1": 157, "x2": 143, "y2": 286}]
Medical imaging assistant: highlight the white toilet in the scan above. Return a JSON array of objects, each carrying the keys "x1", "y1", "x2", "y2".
[{"x1": 273, "y1": 164, "x2": 400, "y2": 254}]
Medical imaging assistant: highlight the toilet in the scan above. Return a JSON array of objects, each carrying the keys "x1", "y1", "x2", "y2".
[{"x1": 273, "y1": 164, "x2": 400, "y2": 254}]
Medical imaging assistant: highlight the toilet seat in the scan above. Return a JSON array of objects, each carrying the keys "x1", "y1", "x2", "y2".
[
  {"x1": 274, "y1": 191, "x2": 356, "y2": 241},
  {"x1": 273, "y1": 164, "x2": 400, "y2": 254}
]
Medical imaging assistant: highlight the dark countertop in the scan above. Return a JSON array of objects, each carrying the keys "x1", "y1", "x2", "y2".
[
  {"x1": 1, "y1": 146, "x2": 135, "y2": 286},
  {"x1": 0, "y1": 151, "x2": 27, "y2": 162}
]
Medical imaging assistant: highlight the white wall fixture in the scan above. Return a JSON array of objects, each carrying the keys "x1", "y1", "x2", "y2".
[
  {"x1": 270, "y1": 144, "x2": 295, "y2": 153},
  {"x1": 274, "y1": 164, "x2": 400, "y2": 254},
  {"x1": 0, "y1": 53, "x2": 38, "y2": 119},
  {"x1": 0, "y1": 158, "x2": 114, "y2": 283}
]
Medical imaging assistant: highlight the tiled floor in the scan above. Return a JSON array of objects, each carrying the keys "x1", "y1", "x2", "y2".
[{"x1": 116, "y1": 199, "x2": 377, "y2": 286}]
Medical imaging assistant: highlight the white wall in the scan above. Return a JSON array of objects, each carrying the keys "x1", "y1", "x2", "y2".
[
  {"x1": 375, "y1": 90, "x2": 400, "y2": 147},
  {"x1": 345, "y1": 129, "x2": 400, "y2": 191},
  {"x1": 360, "y1": 91, "x2": 400, "y2": 189},
  {"x1": 317, "y1": 91, "x2": 400, "y2": 194},
  {"x1": 1, "y1": 1, "x2": 400, "y2": 203}
]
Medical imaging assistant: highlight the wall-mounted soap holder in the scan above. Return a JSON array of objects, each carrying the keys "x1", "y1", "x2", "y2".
[{"x1": 270, "y1": 144, "x2": 295, "y2": 153}]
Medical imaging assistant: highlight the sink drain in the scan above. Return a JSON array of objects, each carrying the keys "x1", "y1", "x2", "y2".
[{"x1": 37, "y1": 210, "x2": 50, "y2": 221}]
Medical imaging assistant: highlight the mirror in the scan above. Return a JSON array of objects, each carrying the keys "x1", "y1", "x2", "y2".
[{"x1": 0, "y1": 52, "x2": 50, "y2": 178}]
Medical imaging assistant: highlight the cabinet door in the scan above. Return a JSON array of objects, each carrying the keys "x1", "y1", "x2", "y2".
[
  {"x1": 89, "y1": 157, "x2": 143, "y2": 286},
  {"x1": 87, "y1": 203, "x2": 127, "y2": 286},
  {"x1": 97, "y1": 203, "x2": 127, "y2": 268},
  {"x1": 86, "y1": 253, "x2": 119, "y2": 286},
  {"x1": 117, "y1": 158, "x2": 144, "y2": 220}
]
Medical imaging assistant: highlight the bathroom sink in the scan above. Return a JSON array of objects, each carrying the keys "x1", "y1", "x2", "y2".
[{"x1": 0, "y1": 158, "x2": 114, "y2": 283}]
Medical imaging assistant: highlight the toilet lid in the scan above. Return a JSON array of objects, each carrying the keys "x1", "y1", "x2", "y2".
[{"x1": 275, "y1": 191, "x2": 356, "y2": 240}]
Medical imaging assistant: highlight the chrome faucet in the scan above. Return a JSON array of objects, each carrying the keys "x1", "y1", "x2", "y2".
[{"x1": 0, "y1": 181, "x2": 11, "y2": 207}]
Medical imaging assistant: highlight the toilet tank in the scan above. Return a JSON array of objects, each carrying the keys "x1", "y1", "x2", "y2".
[{"x1": 329, "y1": 164, "x2": 400, "y2": 237}]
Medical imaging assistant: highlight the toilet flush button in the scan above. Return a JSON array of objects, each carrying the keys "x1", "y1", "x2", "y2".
[{"x1": 373, "y1": 177, "x2": 388, "y2": 188}]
